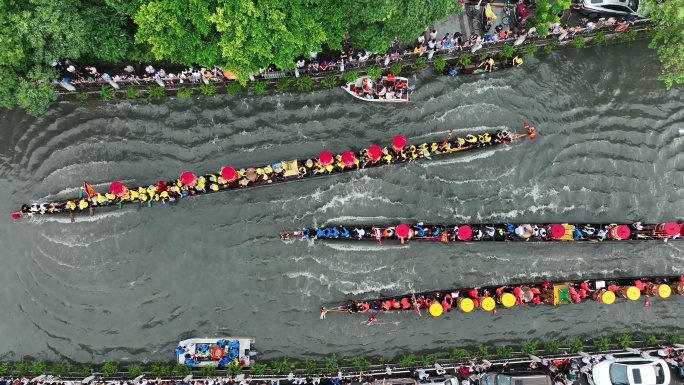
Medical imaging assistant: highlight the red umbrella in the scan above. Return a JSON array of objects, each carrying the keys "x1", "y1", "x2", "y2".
[
  {"x1": 396, "y1": 224, "x2": 410, "y2": 238},
  {"x1": 680, "y1": 224, "x2": 684, "y2": 237},
  {"x1": 341, "y1": 151, "x2": 355, "y2": 166},
  {"x1": 180, "y1": 171, "x2": 196, "y2": 185},
  {"x1": 663, "y1": 222, "x2": 680, "y2": 236},
  {"x1": 392, "y1": 135, "x2": 407, "y2": 150},
  {"x1": 615, "y1": 225, "x2": 630, "y2": 239},
  {"x1": 457, "y1": 225, "x2": 473, "y2": 240},
  {"x1": 319, "y1": 151, "x2": 333, "y2": 165},
  {"x1": 109, "y1": 181, "x2": 124, "y2": 195},
  {"x1": 367, "y1": 145, "x2": 382, "y2": 160},
  {"x1": 156, "y1": 180, "x2": 167, "y2": 192},
  {"x1": 549, "y1": 224, "x2": 565, "y2": 238},
  {"x1": 221, "y1": 166, "x2": 237, "y2": 181}
]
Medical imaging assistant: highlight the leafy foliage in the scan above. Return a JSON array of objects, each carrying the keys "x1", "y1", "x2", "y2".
[
  {"x1": 413, "y1": 57, "x2": 427, "y2": 71},
  {"x1": 199, "y1": 365, "x2": 217, "y2": 377},
  {"x1": 172, "y1": 364, "x2": 191, "y2": 376},
  {"x1": 0, "y1": 363, "x2": 8, "y2": 376},
  {"x1": 665, "y1": 333, "x2": 682, "y2": 345},
  {"x1": 275, "y1": 77, "x2": 292, "y2": 90},
  {"x1": 521, "y1": 340, "x2": 539, "y2": 357},
  {"x1": 76, "y1": 92, "x2": 90, "y2": 101},
  {"x1": 226, "y1": 81, "x2": 244, "y2": 94},
  {"x1": 644, "y1": 334, "x2": 658, "y2": 346},
  {"x1": 250, "y1": 363, "x2": 268, "y2": 375},
  {"x1": 79, "y1": 365, "x2": 91, "y2": 377},
  {"x1": 458, "y1": 54, "x2": 472, "y2": 67},
  {"x1": 496, "y1": 345, "x2": 513, "y2": 358},
  {"x1": 389, "y1": 62, "x2": 403, "y2": 75},
  {"x1": 522, "y1": 43, "x2": 538, "y2": 55},
  {"x1": 295, "y1": 76, "x2": 314, "y2": 91},
  {"x1": 31, "y1": 361, "x2": 46, "y2": 376},
  {"x1": 177, "y1": 87, "x2": 195, "y2": 98},
  {"x1": 476, "y1": 346, "x2": 491, "y2": 360},
  {"x1": 127, "y1": 365, "x2": 143, "y2": 378},
  {"x1": 646, "y1": 0, "x2": 684, "y2": 88},
  {"x1": 12, "y1": 361, "x2": 30, "y2": 376},
  {"x1": 147, "y1": 85, "x2": 165, "y2": 99},
  {"x1": 343, "y1": 70, "x2": 359, "y2": 84},
  {"x1": 251, "y1": 79, "x2": 268, "y2": 94},
  {"x1": 364, "y1": 65, "x2": 382, "y2": 79},
  {"x1": 499, "y1": 45, "x2": 516, "y2": 60},
  {"x1": 124, "y1": 87, "x2": 139, "y2": 99},
  {"x1": 149, "y1": 362, "x2": 171, "y2": 377},
  {"x1": 419, "y1": 354, "x2": 439, "y2": 366},
  {"x1": 324, "y1": 353, "x2": 337, "y2": 373},
  {"x1": 398, "y1": 354, "x2": 414, "y2": 367},
  {"x1": 49, "y1": 362, "x2": 73, "y2": 376},
  {"x1": 616, "y1": 334, "x2": 633, "y2": 349},
  {"x1": 544, "y1": 40, "x2": 559, "y2": 54},
  {"x1": 321, "y1": 74, "x2": 338, "y2": 89},
  {"x1": 200, "y1": 83, "x2": 217, "y2": 96},
  {"x1": 101, "y1": 362, "x2": 118, "y2": 377},
  {"x1": 591, "y1": 30, "x2": 606, "y2": 45},
  {"x1": 433, "y1": 56, "x2": 447, "y2": 72},
  {"x1": 16, "y1": 78, "x2": 58, "y2": 116},
  {"x1": 450, "y1": 348, "x2": 471, "y2": 360},
  {"x1": 272, "y1": 357, "x2": 294, "y2": 374},
  {"x1": 572, "y1": 35, "x2": 586, "y2": 48},
  {"x1": 544, "y1": 340, "x2": 560, "y2": 354},
  {"x1": 567, "y1": 338, "x2": 583, "y2": 353},
  {"x1": 351, "y1": 357, "x2": 371, "y2": 371},
  {"x1": 617, "y1": 28, "x2": 638, "y2": 42},
  {"x1": 533, "y1": 0, "x2": 571, "y2": 36},
  {"x1": 303, "y1": 360, "x2": 318, "y2": 374},
  {"x1": 594, "y1": 336, "x2": 611, "y2": 352},
  {"x1": 100, "y1": 84, "x2": 115, "y2": 102}
]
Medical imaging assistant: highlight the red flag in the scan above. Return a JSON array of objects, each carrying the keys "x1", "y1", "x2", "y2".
[{"x1": 83, "y1": 181, "x2": 98, "y2": 198}]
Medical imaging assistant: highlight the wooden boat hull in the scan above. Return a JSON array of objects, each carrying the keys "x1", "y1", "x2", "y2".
[
  {"x1": 280, "y1": 222, "x2": 684, "y2": 243},
  {"x1": 12, "y1": 127, "x2": 533, "y2": 220},
  {"x1": 320, "y1": 275, "x2": 684, "y2": 319}
]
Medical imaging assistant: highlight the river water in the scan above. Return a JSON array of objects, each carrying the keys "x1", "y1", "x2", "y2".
[{"x1": 1, "y1": 41, "x2": 684, "y2": 364}]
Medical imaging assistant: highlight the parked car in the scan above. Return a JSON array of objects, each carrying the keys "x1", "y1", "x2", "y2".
[
  {"x1": 577, "y1": 0, "x2": 649, "y2": 18},
  {"x1": 587, "y1": 357, "x2": 671, "y2": 385},
  {"x1": 479, "y1": 372, "x2": 553, "y2": 385}
]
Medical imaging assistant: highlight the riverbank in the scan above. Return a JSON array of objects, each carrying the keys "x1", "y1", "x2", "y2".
[
  {"x1": 2, "y1": 333, "x2": 681, "y2": 379},
  {"x1": 56, "y1": 20, "x2": 649, "y2": 103}
]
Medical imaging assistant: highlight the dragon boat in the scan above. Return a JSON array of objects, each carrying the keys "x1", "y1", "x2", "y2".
[
  {"x1": 10, "y1": 125, "x2": 536, "y2": 221},
  {"x1": 175, "y1": 337, "x2": 257, "y2": 368},
  {"x1": 279, "y1": 221, "x2": 684, "y2": 243},
  {"x1": 320, "y1": 275, "x2": 684, "y2": 321}
]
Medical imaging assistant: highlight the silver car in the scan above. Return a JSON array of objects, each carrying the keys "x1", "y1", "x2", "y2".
[
  {"x1": 586, "y1": 357, "x2": 671, "y2": 385},
  {"x1": 578, "y1": 0, "x2": 649, "y2": 18}
]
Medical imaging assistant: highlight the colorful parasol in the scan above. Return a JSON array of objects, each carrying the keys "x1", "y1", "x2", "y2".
[
  {"x1": 319, "y1": 151, "x2": 333, "y2": 165},
  {"x1": 396, "y1": 224, "x2": 410, "y2": 238},
  {"x1": 457, "y1": 225, "x2": 473, "y2": 240},
  {"x1": 341, "y1": 151, "x2": 356, "y2": 166},
  {"x1": 392, "y1": 135, "x2": 407, "y2": 150},
  {"x1": 109, "y1": 181, "x2": 124, "y2": 195},
  {"x1": 663, "y1": 222, "x2": 680, "y2": 236},
  {"x1": 615, "y1": 225, "x2": 630, "y2": 239},
  {"x1": 221, "y1": 166, "x2": 237, "y2": 181},
  {"x1": 180, "y1": 171, "x2": 197, "y2": 185},
  {"x1": 549, "y1": 224, "x2": 565, "y2": 238},
  {"x1": 367, "y1": 145, "x2": 382, "y2": 160}
]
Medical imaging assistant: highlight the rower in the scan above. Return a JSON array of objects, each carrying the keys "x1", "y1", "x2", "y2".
[
  {"x1": 466, "y1": 134, "x2": 477, "y2": 144},
  {"x1": 583, "y1": 225, "x2": 596, "y2": 236},
  {"x1": 532, "y1": 225, "x2": 539, "y2": 237},
  {"x1": 501, "y1": 131, "x2": 511, "y2": 142},
  {"x1": 596, "y1": 228, "x2": 607, "y2": 241},
  {"x1": 483, "y1": 133, "x2": 492, "y2": 144},
  {"x1": 485, "y1": 226, "x2": 495, "y2": 238},
  {"x1": 573, "y1": 227, "x2": 583, "y2": 241},
  {"x1": 474, "y1": 229, "x2": 483, "y2": 240},
  {"x1": 455, "y1": 138, "x2": 465, "y2": 148}
]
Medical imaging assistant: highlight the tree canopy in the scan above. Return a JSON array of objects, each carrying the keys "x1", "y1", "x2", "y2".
[
  {"x1": 646, "y1": 0, "x2": 684, "y2": 89},
  {"x1": 0, "y1": 0, "x2": 462, "y2": 114}
]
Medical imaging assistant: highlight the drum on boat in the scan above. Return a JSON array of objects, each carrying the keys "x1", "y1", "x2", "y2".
[
  {"x1": 498, "y1": 292, "x2": 516, "y2": 308},
  {"x1": 592, "y1": 289, "x2": 616, "y2": 304},
  {"x1": 457, "y1": 297, "x2": 474, "y2": 313},
  {"x1": 644, "y1": 283, "x2": 671, "y2": 298},
  {"x1": 480, "y1": 297, "x2": 496, "y2": 311},
  {"x1": 617, "y1": 286, "x2": 641, "y2": 300},
  {"x1": 653, "y1": 222, "x2": 680, "y2": 238}
]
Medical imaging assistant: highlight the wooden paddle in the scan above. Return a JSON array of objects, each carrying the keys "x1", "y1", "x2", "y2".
[{"x1": 367, "y1": 308, "x2": 382, "y2": 324}]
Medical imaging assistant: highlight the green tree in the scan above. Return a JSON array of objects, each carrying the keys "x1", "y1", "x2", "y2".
[{"x1": 646, "y1": 0, "x2": 684, "y2": 89}]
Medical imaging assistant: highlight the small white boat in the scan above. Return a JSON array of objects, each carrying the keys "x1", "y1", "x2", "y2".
[
  {"x1": 342, "y1": 75, "x2": 410, "y2": 102},
  {"x1": 175, "y1": 337, "x2": 257, "y2": 368}
]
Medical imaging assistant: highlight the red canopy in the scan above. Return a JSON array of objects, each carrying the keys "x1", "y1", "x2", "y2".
[
  {"x1": 319, "y1": 151, "x2": 333, "y2": 165},
  {"x1": 109, "y1": 181, "x2": 124, "y2": 195},
  {"x1": 681, "y1": 224, "x2": 684, "y2": 237},
  {"x1": 457, "y1": 225, "x2": 473, "y2": 240},
  {"x1": 615, "y1": 225, "x2": 630, "y2": 239},
  {"x1": 663, "y1": 222, "x2": 680, "y2": 236},
  {"x1": 392, "y1": 135, "x2": 407, "y2": 149},
  {"x1": 549, "y1": 224, "x2": 565, "y2": 238},
  {"x1": 341, "y1": 151, "x2": 356, "y2": 165},
  {"x1": 367, "y1": 145, "x2": 382, "y2": 160},
  {"x1": 396, "y1": 224, "x2": 410, "y2": 238},
  {"x1": 221, "y1": 166, "x2": 236, "y2": 181},
  {"x1": 180, "y1": 171, "x2": 197, "y2": 185}
]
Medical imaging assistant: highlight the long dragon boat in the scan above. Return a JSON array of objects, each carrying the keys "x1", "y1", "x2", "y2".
[
  {"x1": 320, "y1": 275, "x2": 684, "y2": 321},
  {"x1": 279, "y1": 221, "x2": 684, "y2": 243},
  {"x1": 11, "y1": 125, "x2": 536, "y2": 221}
]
